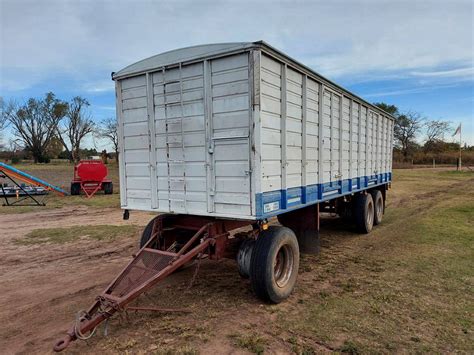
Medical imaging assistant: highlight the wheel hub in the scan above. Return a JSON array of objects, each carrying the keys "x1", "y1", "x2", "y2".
[{"x1": 273, "y1": 244, "x2": 294, "y2": 288}]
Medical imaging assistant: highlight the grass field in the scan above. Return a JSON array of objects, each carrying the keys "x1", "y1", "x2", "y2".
[
  {"x1": 1, "y1": 166, "x2": 473, "y2": 353},
  {"x1": 88, "y1": 168, "x2": 474, "y2": 353},
  {"x1": 272, "y1": 169, "x2": 474, "y2": 353}
]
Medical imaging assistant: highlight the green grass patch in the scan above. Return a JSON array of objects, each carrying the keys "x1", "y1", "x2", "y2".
[
  {"x1": 227, "y1": 332, "x2": 267, "y2": 354},
  {"x1": 16, "y1": 224, "x2": 140, "y2": 245}
]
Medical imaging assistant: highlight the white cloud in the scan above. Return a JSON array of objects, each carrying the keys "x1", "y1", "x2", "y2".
[
  {"x1": 410, "y1": 67, "x2": 474, "y2": 79},
  {"x1": 1, "y1": 0, "x2": 472, "y2": 93},
  {"x1": 363, "y1": 84, "x2": 460, "y2": 98},
  {"x1": 96, "y1": 105, "x2": 116, "y2": 111},
  {"x1": 82, "y1": 80, "x2": 115, "y2": 93}
]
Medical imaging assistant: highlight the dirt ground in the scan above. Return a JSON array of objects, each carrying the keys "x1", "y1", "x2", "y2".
[
  {"x1": 0, "y1": 206, "x2": 152, "y2": 354},
  {"x1": 1, "y1": 167, "x2": 473, "y2": 354}
]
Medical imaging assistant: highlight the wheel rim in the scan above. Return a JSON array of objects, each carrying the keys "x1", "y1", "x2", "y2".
[
  {"x1": 273, "y1": 244, "x2": 294, "y2": 288},
  {"x1": 367, "y1": 201, "x2": 374, "y2": 227},
  {"x1": 376, "y1": 198, "x2": 383, "y2": 220}
]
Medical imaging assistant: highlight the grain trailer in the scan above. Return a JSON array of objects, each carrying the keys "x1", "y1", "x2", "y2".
[{"x1": 54, "y1": 41, "x2": 393, "y2": 351}]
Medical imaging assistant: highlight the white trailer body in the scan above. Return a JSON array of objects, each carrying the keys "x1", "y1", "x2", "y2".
[{"x1": 113, "y1": 41, "x2": 393, "y2": 220}]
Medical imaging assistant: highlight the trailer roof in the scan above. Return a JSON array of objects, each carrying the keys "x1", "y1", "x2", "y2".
[
  {"x1": 113, "y1": 42, "x2": 253, "y2": 79},
  {"x1": 112, "y1": 41, "x2": 395, "y2": 120}
]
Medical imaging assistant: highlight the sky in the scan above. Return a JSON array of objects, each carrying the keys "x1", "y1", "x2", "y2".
[{"x1": 1, "y1": 0, "x2": 473, "y2": 151}]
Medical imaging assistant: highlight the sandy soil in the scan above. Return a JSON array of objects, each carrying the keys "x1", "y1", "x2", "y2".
[{"x1": 0, "y1": 206, "x2": 151, "y2": 354}]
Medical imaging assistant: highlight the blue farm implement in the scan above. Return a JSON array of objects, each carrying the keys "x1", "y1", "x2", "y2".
[{"x1": 0, "y1": 162, "x2": 68, "y2": 206}]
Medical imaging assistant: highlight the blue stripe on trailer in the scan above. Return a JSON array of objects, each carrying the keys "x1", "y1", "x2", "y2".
[
  {"x1": 256, "y1": 172, "x2": 392, "y2": 219},
  {"x1": 0, "y1": 162, "x2": 69, "y2": 196}
]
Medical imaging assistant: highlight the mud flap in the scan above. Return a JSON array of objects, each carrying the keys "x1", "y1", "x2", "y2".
[{"x1": 277, "y1": 204, "x2": 320, "y2": 254}]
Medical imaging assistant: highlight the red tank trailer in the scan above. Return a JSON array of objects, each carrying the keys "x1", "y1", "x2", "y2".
[{"x1": 70, "y1": 160, "x2": 113, "y2": 198}]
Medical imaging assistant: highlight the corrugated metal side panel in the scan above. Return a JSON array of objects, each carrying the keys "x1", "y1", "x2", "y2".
[
  {"x1": 256, "y1": 50, "x2": 393, "y2": 218},
  {"x1": 285, "y1": 67, "x2": 303, "y2": 189},
  {"x1": 322, "y1": 89, "x2": 342, "y2": 184},
  {"x1": 341, "y1": 97, "x2": 351, "y2": 180},
  {"x1": 210, "y1": 53, "x2": 252, "y2": 216},
  {"x1": 260, "y1": 53, "x2": 397, "y2": 192},
  {"x1": 360, "y1": 106, "x2": 368, "y2": 176},
  {"x1": 153, "y1": 62, "x2": 207, "y2": 214},
  {"x1": 351, "y1": 101, "x2": 360, "y2": 177},
  {"x1": 120, "y1": 74, "x2": 152, "y2": 209},
  {"x1": 367, "y1": 110, "x2": 374, "y2": 176},
  {"x1": 305, "y1": 78, "x2": 320, "y2": 185},
  {"x1": 260, "y1": 54, "x2": 282, "y2": 192}
]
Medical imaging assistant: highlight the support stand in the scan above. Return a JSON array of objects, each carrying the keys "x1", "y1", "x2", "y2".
[{"x1": 0, "y1": 171, "x2": 46, "y2": 206}]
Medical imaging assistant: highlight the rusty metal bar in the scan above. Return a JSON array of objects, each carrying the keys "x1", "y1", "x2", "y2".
[
  {"x1": 126, "y1": 306, "x2": 191, "y2": 313},
  {"x1": 53, "y1": 238, "x2": 212, "y2": 352},
  {"x1": 143, "y1": 248, "x2": 178, "y2": 257},
  {"x1": 175, "y1": 223, "x2": 210, "y2": 258}
]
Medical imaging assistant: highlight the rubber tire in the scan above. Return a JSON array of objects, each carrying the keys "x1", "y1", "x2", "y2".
[
  {"x1": 103, "y1": 182, "x2": 113, "y2": 195},
  {"x1": 370, "y1": 190, "x2": 383, "y2": 225},
  {"x1": 250, "y1": 226, "x2": 300, "y2": 303},
  {"x1": 70, "y1": 183, "x2": 80, "y2": 196},
  {"x1": 237, "y1": 239, "x2": 255, "y2": 279},
  {"x1": 140, "y1": 216, "x2": 159, "y2": 249},
  {"x1": 354, "y1": 193, "x2": 374, "y2": 234}
]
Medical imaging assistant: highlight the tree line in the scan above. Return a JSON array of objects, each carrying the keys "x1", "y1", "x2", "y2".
[
  {"x1": 374, "y1": 103, "x2": 471, "y2": 165},
  {"x1": 0, "y1": 93, "x2": 469, "y2": 166},
  {"x1": 0, "y1": 93, "x2": 118, "y2": 163}
]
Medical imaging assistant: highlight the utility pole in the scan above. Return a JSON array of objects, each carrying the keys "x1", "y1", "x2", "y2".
[
  {"x1": 453, "y1": 123, "x2": 462, "y2": 171},
  {"x1": 459, "y1": 123, "x2": 462, "y2": 171}
]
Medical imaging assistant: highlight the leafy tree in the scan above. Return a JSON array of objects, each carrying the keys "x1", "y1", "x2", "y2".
[
  {"x1": 45, "y1": 136, "x2": 64, "y2": 158},
  {"x1": 374, "y1": 102, "x2": 424, "y2": 160},
  {"x1": 373, "y1": 102, "x2": 399, "y2": 116},
  {"x1": 98, "y1": 117, "x2": 119, "y2": 162},
  {"x1": 57, "y1": 97, "x2": 95, "y2": 163},
  {"x1": 3, "y1": 93, "x2": 67, "y2": 163},
  {"x1": 80, "y1": 147, "x2": 99, "y2": 157},
  {"x1": 394, "y1": 111, "x2": 425, "y2": 159}
]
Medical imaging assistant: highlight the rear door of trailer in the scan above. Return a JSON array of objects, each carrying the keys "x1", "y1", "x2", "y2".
[{"x1": 117, "y1": 52, "x2": 253, "y2": 217}]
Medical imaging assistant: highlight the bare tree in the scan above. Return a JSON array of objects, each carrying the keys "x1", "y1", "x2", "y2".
[
  {"x1": 3, "y1": 93, "x2": 67, "y2": 163},
  {"x1": 98, "y1": 117, "x2": 119, "y2": 162},
  {"x1": 374, "y1": 103, "x2": 425, "y2": 160},
  {"x1": 0, "y1": 97, "x2": 8, "y2": 131},
  {"x1": 57, "y1": 97, "x2": 95, "y2": 163},
  {"x1": 394, "y1": 111, "x2": 424, "y2": 159},
  {"x1": 0, "y1": 97, "x2": 8, "y2": 149},
  {"x1": 425, "y1": 120, "x2": 451, "y2": 144}
]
